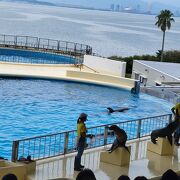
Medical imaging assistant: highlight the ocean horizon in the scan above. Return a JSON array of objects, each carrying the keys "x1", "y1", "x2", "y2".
[{"x1": 0, "y1": 1, "x2": 180, "y2": 57}]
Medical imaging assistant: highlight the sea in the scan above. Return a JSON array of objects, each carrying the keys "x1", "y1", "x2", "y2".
[{"x1": 0, "y1": 1, "x2": 180, "y2": 57}]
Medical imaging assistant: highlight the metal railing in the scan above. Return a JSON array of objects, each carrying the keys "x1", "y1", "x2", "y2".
[
  {"x1": 141, "y1": 86, "x2": 180, "y2": 104},
  {"x1": 11, "y1": 114, "x2": 172, "y2": 162},
  {"x1": 0, "y1": 34, "x2": 92, "y2": 64}
]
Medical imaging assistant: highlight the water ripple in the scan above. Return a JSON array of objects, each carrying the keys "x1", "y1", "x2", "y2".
[{"x1": 0, "y1": 78, "x2": 172, "y2": 158}]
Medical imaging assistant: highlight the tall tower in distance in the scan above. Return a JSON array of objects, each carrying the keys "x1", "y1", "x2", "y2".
[
  {"x1": 115, "y1": 4, "x2": 120, "y2": 12},
  {"x1": 110, "y1": 4, "x2": 115, "y2": 11},
  {"x1": 136, "y1": 4, "x2": 140, "y2": 13},
  {"x1": 147, "y1": 2, "x2": 152, "y2": 14}
]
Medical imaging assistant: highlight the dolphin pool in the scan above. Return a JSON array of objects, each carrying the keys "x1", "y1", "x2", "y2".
[
  {"x1": 0, "y1": 48, "x2": 77, "y2": 64},
  {"x1": 0, "y1": 78, "x2": 172, "y2": 158}
]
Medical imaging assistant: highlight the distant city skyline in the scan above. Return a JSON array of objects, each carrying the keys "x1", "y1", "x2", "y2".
[
  {"x1": 41, "y1": 0, "x2": 180, "y2": 8},
  {"x1": 2, "y1": 0, "x2": 180, "y2": 15},
  {"x1": 38, "y1": 0, "x2": 180, "y2": 15}
]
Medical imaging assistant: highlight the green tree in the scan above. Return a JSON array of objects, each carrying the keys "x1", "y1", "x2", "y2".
[{"x1": 155, "y1": 9, "x2": 175, "y2": 62}]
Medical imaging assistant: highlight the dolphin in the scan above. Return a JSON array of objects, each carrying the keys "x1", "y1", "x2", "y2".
[{"x1": 107, "y1": 107, "x2": 129, "y2": 113}]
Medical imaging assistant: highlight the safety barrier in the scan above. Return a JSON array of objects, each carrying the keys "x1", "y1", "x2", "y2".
[
  {"x1": 11, "y1": 114, "x2": 172, "y2": 162},
  {"x1": 0, "y1": 34, "x2": 92, "y2": 64}
]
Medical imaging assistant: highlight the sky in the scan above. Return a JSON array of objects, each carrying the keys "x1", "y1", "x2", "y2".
[
  {"x1": 4, "y1": 0, "x2": 179, "y2": 13},
  {"x1": 146, "y1": 0, "x2": 180, "y2": 4},
  {"x1": 40, "y1": 0, "x2": 180, "y2": 11},
  {"x1": 47, "y1": 0, "x2": 180, "y2": 6}
]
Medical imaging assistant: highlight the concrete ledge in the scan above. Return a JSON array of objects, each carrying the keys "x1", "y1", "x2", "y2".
[
  {"x1": 0, "y1": 160, "x2": 26, "y2": 180},
  {"x1": 17, "y1": 161, "x2": 36, "y2": 174},
  {"x1": 84, "y1": 55, "x2": 126, "y2": 77},
  {"x1": 147, "y1": 138, "x2": 174, "y2": 156},
  {"x1": 0, "y1": 62, "x2": 136, "y2": 90},
  {"x1": 147, "y1": 150, "x2": 174, "y2": 172},
  {"x1": 100, "y1": 147, "x2": 131, "y2": 166},
  {"x1": 66, "y1": 70, "x2": 136, "y2": 89}
]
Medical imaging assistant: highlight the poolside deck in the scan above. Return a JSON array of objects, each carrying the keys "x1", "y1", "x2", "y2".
[
  {"x1": 28, "y1": 138, "x2": 180, "y2": 180},
  {"x1": 0, "y1": 62, "x2": 135, "y2": 90}
]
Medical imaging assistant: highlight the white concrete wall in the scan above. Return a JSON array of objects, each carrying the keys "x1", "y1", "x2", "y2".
[
  {"x1": 0, "y1": 62, "x2": 135, "y2": 90},
  {"x1": 84, "y1": 55, "x2": 126, "y2": 77},
  {"x1": 132, "y1": 60, "x2": 179, "y2": 86},
  {"x1": 66, "y1": 70, "x2": 136, "y2": 89}
]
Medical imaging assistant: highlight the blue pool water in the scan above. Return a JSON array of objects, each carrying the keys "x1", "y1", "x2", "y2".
[
  {"x1": 0, "y1": 48, "x2": 77, "y2": 64},
  {"x1": 0, "y1": 78, "x2": 172, "y2": 158}
]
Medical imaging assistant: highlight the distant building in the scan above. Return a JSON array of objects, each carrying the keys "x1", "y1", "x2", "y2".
[
  {"x1": 136, "y1": 4, "x2": 140, "y2": 13},
  {"x1": 120, "y1": 5, "x2": 124, "y2": 11},
  {"x1": 175, "y1": 10, "x2": 180, "y2": 17},
  {"x1": 110, "y1": 4, "x2": 115, "y2": 11},
  {"x1": 123, "y1": 7, "x2": 136, "y2": 13},
  {"x1": 115, "y1": 4, "x2": 120, "y2": 12},
  {"x1": 146, "y1": 2, "x2": 152, "y2": 15},
  {"x1": 132, "y1": 60, "x2": 180, "y2": 86}
]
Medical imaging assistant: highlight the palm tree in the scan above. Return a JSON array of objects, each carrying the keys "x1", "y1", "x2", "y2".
[{"x1": 155, "y1": 9, "x2": 175, "y2": 62}]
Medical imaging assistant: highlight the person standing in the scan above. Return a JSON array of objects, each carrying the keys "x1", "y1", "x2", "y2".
[
  {"x1": 74, "y1": 113, "x2": 89, "y2": 171},
  {"x1": 171, "y1": 102, "x2": 180, "y2": 120},
  {"x1": 171, "y1": 102, "x2": 180, "y2": 145}
]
